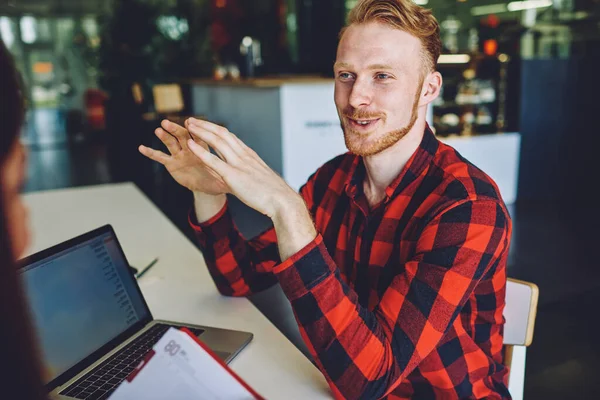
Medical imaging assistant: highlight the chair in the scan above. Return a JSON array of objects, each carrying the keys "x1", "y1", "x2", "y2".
[
  {"x1": 152, "y1": 83, "x2": 185, "y2": 116},
  {"x1": 151, "y1": 83, "x2": 212, "y2": 127},
  {"x1": 503, "y1": 278, "x2": 539, "y2": 400}
]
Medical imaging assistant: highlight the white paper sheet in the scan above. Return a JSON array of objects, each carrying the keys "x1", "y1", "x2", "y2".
[{"x1": 109, "y1": 328, "x2": 261, "y2": 400}]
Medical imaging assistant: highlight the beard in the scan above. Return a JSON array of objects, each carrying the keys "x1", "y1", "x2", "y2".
[{"x1": 340, "y1": 80, "x2": 423, "y2": 157}]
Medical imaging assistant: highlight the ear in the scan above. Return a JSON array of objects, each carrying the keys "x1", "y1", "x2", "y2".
[{"x1": 419, "y1": 71, "x2": 442, "y2": 107}]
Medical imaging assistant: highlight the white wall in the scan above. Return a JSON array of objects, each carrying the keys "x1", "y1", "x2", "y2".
[{"x1": 280, "y1": 83, "x2": 347, "y2": 191}]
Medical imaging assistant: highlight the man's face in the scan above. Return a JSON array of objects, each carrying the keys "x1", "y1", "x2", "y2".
[{"x1": 334, "y1": 21, "x2": 426, "y2": 156}]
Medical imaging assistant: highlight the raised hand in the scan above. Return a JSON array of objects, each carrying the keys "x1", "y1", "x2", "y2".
[
  {"x1": 185, "y1": 118, "x2": 303, "y2": 219},
  {"x1": 138, "y1": 119, "x2": 228, "y2": 195}
]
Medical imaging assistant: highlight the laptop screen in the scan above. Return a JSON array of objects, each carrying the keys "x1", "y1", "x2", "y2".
[{"x1": 18, "y1": 229, "x2": 150, "y2": 384}]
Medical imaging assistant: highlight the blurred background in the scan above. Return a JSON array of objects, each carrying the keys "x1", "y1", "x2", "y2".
[{"x1": 1, "y1": 0, "x2": 598, "y2": 398}]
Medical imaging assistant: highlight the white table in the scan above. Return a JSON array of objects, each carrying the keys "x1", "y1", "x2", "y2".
[{"x1": 23, "y1": 182, "x2": 331, "y2": 400}]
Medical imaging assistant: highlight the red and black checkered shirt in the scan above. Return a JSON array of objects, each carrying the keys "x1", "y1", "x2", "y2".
[{"x1": 190, "y1": 127, "x2": 511, "y2": 399}]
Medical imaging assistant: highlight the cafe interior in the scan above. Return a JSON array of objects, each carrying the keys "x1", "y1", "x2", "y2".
[{"x1": 1, "y1": 0, "x2": 598, "y2": 398}]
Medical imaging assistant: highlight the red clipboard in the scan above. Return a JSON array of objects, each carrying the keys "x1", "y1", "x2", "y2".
[
  {"x1": 118, "y1": 327, "x2": 265, "y2": 400},
  {"x1": 179, "y1": 327, "x2": 265, "y2": 400}
]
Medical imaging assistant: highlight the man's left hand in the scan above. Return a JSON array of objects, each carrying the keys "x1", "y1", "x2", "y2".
[
  {"x1": 186, "y1": 118, "x2": 301, "y2": 219},
  {"x1": 186, "y1": 118, "x2": 318, "y2": 263}
]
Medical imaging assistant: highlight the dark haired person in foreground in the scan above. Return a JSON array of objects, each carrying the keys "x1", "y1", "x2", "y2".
[{"x1": 0, "y1": 39, "x2": 47, "y2": 400}]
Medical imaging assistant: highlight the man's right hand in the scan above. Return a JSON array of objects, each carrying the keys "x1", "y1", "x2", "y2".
[{"x1": 139, "y1": 119, "x2": 228, "y2": 196}]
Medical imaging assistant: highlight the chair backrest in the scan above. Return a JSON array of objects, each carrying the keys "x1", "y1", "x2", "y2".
[
  {"x1": 503, "y1": 278, "x2": 539, "y2": 398},
  {"x1": 152, "y1": 83, "x2": 184, "y2": 114},
  {"x1": 503, "y1": 278, "x2": 539, "y2": 346}
]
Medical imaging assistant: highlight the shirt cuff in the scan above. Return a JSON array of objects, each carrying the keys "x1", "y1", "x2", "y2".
[
  {"x1": 188, "y1": 200, "x2": 232, "y2": 246},
  {"x1": 273, "y1": 234, "x2": 336, "y2": 300}
]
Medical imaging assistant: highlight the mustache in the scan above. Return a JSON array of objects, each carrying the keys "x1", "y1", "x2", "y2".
[{"x1": 342, "y1": 107, "x2": 385, "y2": 120}]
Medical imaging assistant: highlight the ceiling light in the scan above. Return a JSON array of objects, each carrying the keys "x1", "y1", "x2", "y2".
[
  {"x1": 438, "y1": 54, "x2": 471, "y2": 64},
  {"x1": 507, "y1": 0, "x2": 553, "y2": 12},
  {"x1": 471, "y1": 4, "x2": 507, "y2": 16}
]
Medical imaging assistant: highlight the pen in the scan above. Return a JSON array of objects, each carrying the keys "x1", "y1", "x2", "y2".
[{"x1": 136, "y1": 257, "x2": 159, "y2": 279}]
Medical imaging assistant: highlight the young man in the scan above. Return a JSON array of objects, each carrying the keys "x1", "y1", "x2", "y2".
[{"x1": 139, "y1": 1, "x2": 511, "y2": 398}]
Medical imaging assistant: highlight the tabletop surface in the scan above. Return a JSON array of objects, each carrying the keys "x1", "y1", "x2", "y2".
[{"x1": 23, "y1": 182, "x2": 331, "y2": 400}]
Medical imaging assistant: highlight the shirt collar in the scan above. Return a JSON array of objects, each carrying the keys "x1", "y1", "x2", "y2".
[{"x1": 344, "y1": 125, "x2": 439, "y2": 201}]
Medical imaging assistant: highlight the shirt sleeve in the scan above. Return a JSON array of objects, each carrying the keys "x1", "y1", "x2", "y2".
[
  {"x1": 272, "y1": 199, "x2": 510, "y2": 400},
  {"x1": 189, "y1": 200, "x2": 280, "y2": 296},
  {"x1": 189, "y1": 172, "x2": 320, "y2": 297}
]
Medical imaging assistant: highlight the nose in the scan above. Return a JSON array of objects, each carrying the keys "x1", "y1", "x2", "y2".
[{"x1": 348, "y1": 78, "x2": 373, "y2": 109}]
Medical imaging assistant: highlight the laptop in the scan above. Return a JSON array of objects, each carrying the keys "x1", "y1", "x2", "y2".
[{"x1": 17, "y1": 224, "x2": 253, "y2": 400}]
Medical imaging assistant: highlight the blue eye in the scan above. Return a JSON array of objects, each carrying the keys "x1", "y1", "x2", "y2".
[
  {"x1": 338, "y1": 72, "x2": 353, "y2": 80},
  {"x1": 376, "y1": 73, "x2": 390, "y2": 80}
]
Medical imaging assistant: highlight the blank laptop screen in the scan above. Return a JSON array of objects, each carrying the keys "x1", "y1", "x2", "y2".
[{"x1": 18, "y1": 231, "x2": 150, "y2": 383}]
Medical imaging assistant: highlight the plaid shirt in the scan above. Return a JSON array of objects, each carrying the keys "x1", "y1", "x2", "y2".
[{"x1": 190, "y1": 127, "x2": 511, "y2": 399}]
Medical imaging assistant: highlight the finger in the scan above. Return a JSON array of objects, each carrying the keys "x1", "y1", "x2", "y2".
[
  {"x1": 162, "y1": 119, "x2": 192, "y2": 149},
  {"x1": 188, "y1": 118, "x2": 263, "y2": 166},
  {"x1": 228, "y1": 130, "x2": 248, "y2": 149},
  {"x1": 187, "y1": 139, "x2": 231, "y2": 177},
  {"x1": 188, "y1": 118, "x2": 245, "y2": 155},
  {"x1": 139, "y1": 145, "x2": 170, "y2": 165},
  {"x1": 244, "y1": 145, "x2": 269, "y2": 168},
  {"x1": 224, "y1": 130, "x2": 260, "y2": 162},
  {"x1": 155, "y1": 128, "x2": 181, "y2": 155},
  {"x1": 211, "y1": 145, "x2": 227, "y2": 163},
  {"x1": 187, "y1": 124, "x2": 239, "y2": 164},
  {"x1": 183, "y1": 120, "x2": 209, "y2": 146}
]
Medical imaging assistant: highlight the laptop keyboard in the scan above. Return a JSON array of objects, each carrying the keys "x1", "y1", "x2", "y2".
[{"x1": 59, "y1": 323, "x2": 205, "y2": 399}]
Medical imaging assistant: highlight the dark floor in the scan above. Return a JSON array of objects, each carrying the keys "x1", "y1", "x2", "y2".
[{"x1": 22, "y1": 109, "x2": 599, "y2": 399}]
